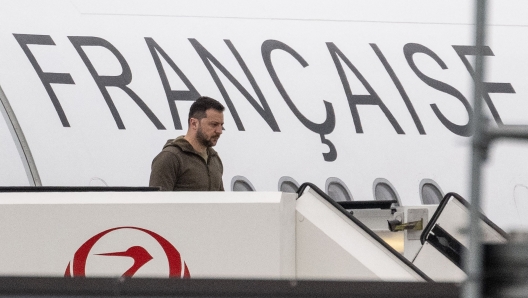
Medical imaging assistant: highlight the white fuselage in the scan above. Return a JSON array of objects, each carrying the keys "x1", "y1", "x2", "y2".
[{"x1": 0, "y1": 0, "x2": 527, "y2": 231}]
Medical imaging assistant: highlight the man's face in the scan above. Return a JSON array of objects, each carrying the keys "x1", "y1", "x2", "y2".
[{"x1": 195, "y1": 109, "x2": 224, "y2": 148}]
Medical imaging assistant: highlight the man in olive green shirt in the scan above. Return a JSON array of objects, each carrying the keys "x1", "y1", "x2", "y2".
[{"x1": 149, "y1": 96, "x2": 225, "y2": 191}]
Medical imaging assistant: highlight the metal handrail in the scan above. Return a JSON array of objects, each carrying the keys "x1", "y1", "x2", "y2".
[{"x1": 465, "y1": 1, "x2": 528, "y2": 298}]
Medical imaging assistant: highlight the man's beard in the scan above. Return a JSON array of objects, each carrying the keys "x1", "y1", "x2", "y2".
[{"x1": 196, "y1": 126, "x2": 218, "y2": 148}]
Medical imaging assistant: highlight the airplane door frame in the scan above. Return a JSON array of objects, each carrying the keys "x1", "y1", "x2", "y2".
[{"x1": 0, "y1": 85, "x2": 41, "y2": 186}]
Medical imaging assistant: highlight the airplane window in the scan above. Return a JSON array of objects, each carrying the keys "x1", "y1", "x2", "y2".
[
  {"x1": 278, "y1": 176, "x2": 299, "y2": 193},
  {"x1": 231, "y1": 176, "x2": 255, "y2": 191},
  {"x1": 0, "y1": 99, "x2": 30, "y2": 186},
  {"x1": 326, "y1": 177, "x2": 353, "y2": 202},
  {"x1": 373, "y1": 178, "x2": 400, "y2": 206},
  {"x1": 420, "y1": 179, "x2": 443, "y2": 205}
]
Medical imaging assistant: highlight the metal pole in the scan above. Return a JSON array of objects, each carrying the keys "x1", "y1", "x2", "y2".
[
  {"x1": 463, "y1": 0, "x2": 487, "y2": 298},
  {"x1": 0, "y1": 85, "x2": 41, "y2": 186}
]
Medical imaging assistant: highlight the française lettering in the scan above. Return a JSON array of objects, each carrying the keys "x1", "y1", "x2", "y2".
[
  {"x1": 371, "y1": 43, "x2": 426, "y2": 135},
  {"x1": 13, "y1": 34, "x2": 75, "y2": 127},
  {"x1": 190, "y1": 38, "x2": 280, "y2": 132},
  {"x1": 15, "y1": 33, "x2": 515, "y2": 160},
  {"x1": 262, "y1": 39, "x2": 337, "y2": 161},
  {"x1": 453, "y1": 45, "x2": 516, "y2": 126},
  {"x1": 404, "y1": 43, "x2": 473, "y2": 137},
  {"x1": 145, "y1": 37, "x2": 200, "y2": 130},
  {"x1": 327, "y1": 42, "x2": 405, "y2": 135},
  {"x1": 69, "y1": 36, "x2": 165, "y2": 130}
]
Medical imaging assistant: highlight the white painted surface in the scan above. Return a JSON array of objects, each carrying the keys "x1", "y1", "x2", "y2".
[
  {"x1": 0, "y1": 191, "x2": 296, "y2": 278},
  {"x1": 434, "y1": 197, "x2": 507, "y2": 247},
  {"x1": 412, "y1": 242, "x2": 466, "y2": 282},
  {"x1": 411, "y1": 195, "x2": 507, "y2": 281},
  {"x1": 295, "y1": 188, "x2": 425, "y2": 281},
  {"x1": 0, "y1": 0, "x2": 527, "y2": 232}
]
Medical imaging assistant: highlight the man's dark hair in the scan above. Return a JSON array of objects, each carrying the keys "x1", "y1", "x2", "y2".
[{"x1": 188, "y1": 96, "x2": 225, "y2": 124}]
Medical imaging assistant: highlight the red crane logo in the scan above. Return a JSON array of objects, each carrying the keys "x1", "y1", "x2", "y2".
[{"x1": 64, "y1": 226, "x2": 190, "y2": 278}]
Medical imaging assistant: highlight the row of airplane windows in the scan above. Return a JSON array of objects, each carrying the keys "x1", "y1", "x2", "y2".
[{"x1": 231, "y1": 176, "x2": 444, "y2": 205}]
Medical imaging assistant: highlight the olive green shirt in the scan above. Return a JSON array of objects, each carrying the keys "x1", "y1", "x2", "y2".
[{"x1": 149, "y1": 136, "x2": 224, "y2": 191}]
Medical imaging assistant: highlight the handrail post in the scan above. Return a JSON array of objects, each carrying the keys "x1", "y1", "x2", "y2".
[{"x1": 463, "y1": 1, "x2": 487, "y2": 298}]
